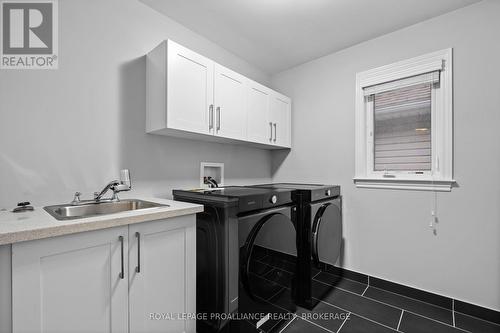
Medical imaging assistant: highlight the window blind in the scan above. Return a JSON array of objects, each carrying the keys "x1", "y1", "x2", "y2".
[
  {"x1": 372, "y1": 82, "x2": 432, "y2": 172},
  {"x1": 363, "y1": 71, "x2": 440, "y2": 96}
]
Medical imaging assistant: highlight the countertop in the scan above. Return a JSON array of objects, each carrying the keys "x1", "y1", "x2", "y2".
[{"x1": 0, "y1": 197, "x2": 203, "y2": 245}]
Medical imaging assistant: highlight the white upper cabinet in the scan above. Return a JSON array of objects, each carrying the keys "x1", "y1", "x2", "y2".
[
  {"x1": 167, "y1": 41, "x2": 214, "y2": 134},
  {"x1": 247, "y1": 81, "x2": 272, "y2": 144},
  {"x1": 214, "y1": 64, "x2": 247, "y2": 140},
  {"x1": 147, "y1": 40, "x2": 213, "y2": 135},
  {"x1": 147, "y1": 40, "x2": 291, "y2": 149},
  {"x1": 270, "y1": 93, "x2": 292, "y2": 148}
]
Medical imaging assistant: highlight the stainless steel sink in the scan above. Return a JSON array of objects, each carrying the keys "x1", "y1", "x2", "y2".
[{"x1": 44, "y1": 199, "x2": 168, "y2": 221}]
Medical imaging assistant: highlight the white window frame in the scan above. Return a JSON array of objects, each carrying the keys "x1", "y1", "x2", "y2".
[{"x1": 354, "y1": 49, "x2": 454, "y2": 192}]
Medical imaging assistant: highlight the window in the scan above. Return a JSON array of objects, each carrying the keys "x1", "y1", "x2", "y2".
[{"x1": 354, "y1": 49, "x2": 454, "y2": 191}]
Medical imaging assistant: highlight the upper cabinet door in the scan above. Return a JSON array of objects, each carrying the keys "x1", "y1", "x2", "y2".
[
  {"x1": 12, "y1": 226, "x2": 129, "y2": 333},
  {"x1": 214, "y1": 64, "x2": 247, "y2": 140},
  {"x1": 247, "y1": 81, "x2": 272, "y2": 144},
  {"x1": 129, "y1": 216, "x2": 196, "y2": 333},
  {"x1": 270, "y1": 93, "x2": 292, "y2": 148},
  {"x1": 167, "y1": 40, "x2": 214, "y2": 135}
]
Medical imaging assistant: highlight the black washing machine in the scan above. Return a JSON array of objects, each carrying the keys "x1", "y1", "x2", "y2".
[
  {"x1": 251, "y1": 183, "x2": 342, "y2": 310},
  {"x1": 173, "y1": 186, "x2": 298, "y2": 333}
]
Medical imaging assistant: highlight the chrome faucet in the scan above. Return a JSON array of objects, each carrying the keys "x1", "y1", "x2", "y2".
[
  {"x1": 204, "y1": 176, "x2": 219, "y2": 188},
  {"x1": 70, "y1": 169, "x2": 132, "y2": 205},
  {"x1": 71, "y1": 192, "x2": 82, "y2": 205},
  {"x1": 94, "y1": 169, "x2": 132, "y2": 202}
]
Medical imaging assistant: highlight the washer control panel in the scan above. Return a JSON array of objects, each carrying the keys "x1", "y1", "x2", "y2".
[{"x1": 261, "y1": 190, "x2": 292, "y2": 209}]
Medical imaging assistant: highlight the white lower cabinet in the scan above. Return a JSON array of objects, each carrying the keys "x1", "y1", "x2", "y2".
[
  {"x1": 11, "y1": 216, "x2": 196, "y2": 333},
  {"x1": 129, "y1": 215, "x2": 196, "y2": 333},
  {"x1": 12, "y1": 226, "x2": 129, "y2": 333}
]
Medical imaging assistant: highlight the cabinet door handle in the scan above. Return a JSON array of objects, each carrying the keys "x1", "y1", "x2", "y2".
[
  {"x1": 209, "y1": 105, "x2": 214, "y2": 130},
  {"x1": 273, "y1": 123, "x2": 277, "y2": 142},
  {"x1": 119, "y1": 236, "x2": 124, "y2": 279},
  {"x1": 216, "y1": 107, "x2": 221, "y2": 131},
  {"x1": 269, "y1": 122, "x2": 273, "y2": 141},
  {"x1": 135, "y1": 232, "x2": 141, "y2": 273}
]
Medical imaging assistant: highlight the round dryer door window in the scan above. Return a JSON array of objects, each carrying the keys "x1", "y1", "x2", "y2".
[
  {"x1": 239, "y1": 207, "x2": 297, "y2": 312},
  {"x1": 311, "y1": 199, "x2": 342, "y2": 267}
]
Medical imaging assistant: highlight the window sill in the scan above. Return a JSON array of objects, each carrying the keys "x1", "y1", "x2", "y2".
[{"x1": 353, "y1": 177, "x2": 456, "y2": 192}]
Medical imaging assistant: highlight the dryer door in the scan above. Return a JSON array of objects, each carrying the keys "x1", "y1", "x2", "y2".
[
  {"x1": 239, "y1": 206, "x2": 296, "y2": 298},
  {"x1": 310, "y1": 198, "x2": 342, "y2": 267},
  {"x1": 238, "y1": 206, "x2": 296, "y2": 331}
]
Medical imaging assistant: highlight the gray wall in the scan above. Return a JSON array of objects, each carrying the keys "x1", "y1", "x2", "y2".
[
  {"x1": 271, "y1": 0, "x2": 500, "y2": 310},
  {"x1": 0, "y1": 0, "x2": 272, "y2": 208}
]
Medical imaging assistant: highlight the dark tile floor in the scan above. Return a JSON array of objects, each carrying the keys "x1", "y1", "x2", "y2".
[{"x1": 251, "y1": 254, "x2": 500, "y2": 333}]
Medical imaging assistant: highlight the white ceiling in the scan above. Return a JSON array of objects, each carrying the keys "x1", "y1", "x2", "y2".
[{"x1": 141, "y1": 0, "x2": 481, "y2": 74}]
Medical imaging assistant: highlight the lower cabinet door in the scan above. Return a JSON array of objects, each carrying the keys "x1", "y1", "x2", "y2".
[
  {"x1": 128, "y1": 215, "x2": 196, "y2": 333},
  {"x1": 12, "y1": 226, "x2": 129, "y2": 333}
]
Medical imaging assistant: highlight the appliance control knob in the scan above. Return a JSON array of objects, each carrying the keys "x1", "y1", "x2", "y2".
[
  {"x1": 325, "y1": 189, "x2": 331, "y2": 196},
  {"x1": 270, "y1": 195, "x2": 278, "y2": 204}
]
